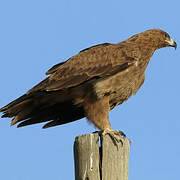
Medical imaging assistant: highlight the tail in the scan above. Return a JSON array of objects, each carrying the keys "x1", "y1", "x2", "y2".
[{"x1": 0, "y1": 91, "x2": 85, "y2": 128}]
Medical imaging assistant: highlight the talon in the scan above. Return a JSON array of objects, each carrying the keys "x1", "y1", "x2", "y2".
[{"x1": 99, "y1": 129, "x2": 126, "y2": 148}]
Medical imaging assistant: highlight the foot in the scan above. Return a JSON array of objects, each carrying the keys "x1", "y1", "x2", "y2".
[{"x1": 98, "y1": 128, "x2": 126, "y2": 147}]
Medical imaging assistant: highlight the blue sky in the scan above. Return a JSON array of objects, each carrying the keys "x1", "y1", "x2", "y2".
[{"x1": 0, "y1": 0, "x2": 179, "y2": 179}]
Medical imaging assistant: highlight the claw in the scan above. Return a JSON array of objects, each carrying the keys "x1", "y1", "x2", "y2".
[{"x1": 98, "y1": 129, "x2": 126, "y2": 148}]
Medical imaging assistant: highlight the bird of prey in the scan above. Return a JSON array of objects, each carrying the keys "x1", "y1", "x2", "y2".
[{"x1": 0, "y1": 29, "x2": 177, "y2": 137}]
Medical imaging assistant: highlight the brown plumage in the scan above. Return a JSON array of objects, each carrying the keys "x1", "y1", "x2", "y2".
[{"x1": 0, "y1": 29, "x2": 177, "y2": 131}]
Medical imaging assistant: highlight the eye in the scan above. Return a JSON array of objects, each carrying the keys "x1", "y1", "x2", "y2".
[{"x1": 164, "y1": 32, "x2": 170, "y2": 39}]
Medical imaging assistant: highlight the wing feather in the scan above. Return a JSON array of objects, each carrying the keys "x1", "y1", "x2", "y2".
[{"x1": 27, "y1": 42, "x2": 141, "y2": 93}]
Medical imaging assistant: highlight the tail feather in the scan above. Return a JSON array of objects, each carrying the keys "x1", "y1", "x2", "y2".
[
  {"x1": 1, "y1": 91, "x2": 85, "y2": 128},
  {"x1": 17, "y1": 102, "x2": 85, "y2": 128},
  {"x1": 10, "y1": 106, "x2": 34, "y2": 126},
  {"x1": 17, "y1": 117, "x2": 52, "y2": 128},
  {"x1": 0, "y1": 94, "x2": 29, "y2": 112},
  {"x1": 43, "y1": 120, "x2": 62, "y2": 129},
  {"x1": 2, "y1": 99, "x2": 31, "y2": 117}
]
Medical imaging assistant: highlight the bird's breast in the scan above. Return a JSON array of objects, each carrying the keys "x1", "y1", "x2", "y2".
[{"x1": 94, "y1": 66, "x2": 145, "y2": 107}]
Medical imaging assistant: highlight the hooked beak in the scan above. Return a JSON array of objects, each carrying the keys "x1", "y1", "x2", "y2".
[
  {"x1": 166, "y1": 38, "x2": 177, "y2": 49},
  {"x1": 173, "y1": 41, "x2": 177, "y2": 50}
]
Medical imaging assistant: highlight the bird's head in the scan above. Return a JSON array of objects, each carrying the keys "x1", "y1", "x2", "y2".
[
  {"x1": 146, "y1": 29, "x2": 177, "y2": 50},
  {"x1": 129, "y1": 29, "x2": 177, "y2": 50}
]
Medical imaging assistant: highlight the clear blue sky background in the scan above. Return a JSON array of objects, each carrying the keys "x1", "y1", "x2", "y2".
[{"x1": 0, "y1": 0, "x2": 179, "y2": 179}]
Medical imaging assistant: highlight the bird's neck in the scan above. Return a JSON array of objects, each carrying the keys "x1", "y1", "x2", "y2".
[{"x1": 128, "y1": 37, "x2": 156, "y2": 64}]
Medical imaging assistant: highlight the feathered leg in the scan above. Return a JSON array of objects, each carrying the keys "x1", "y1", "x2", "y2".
[{"x1": 83, "y1": 95, "x2": 125, "y2": 146}]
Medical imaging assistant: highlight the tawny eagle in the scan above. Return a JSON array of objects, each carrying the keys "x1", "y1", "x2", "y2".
[{"x1": 0, "y1": 29, "x2": 177, "y2": 137}]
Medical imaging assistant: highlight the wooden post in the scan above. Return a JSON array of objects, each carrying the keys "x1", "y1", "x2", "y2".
[{"x1": 74, "y1": 132, "x2": 130, "y2": 180}]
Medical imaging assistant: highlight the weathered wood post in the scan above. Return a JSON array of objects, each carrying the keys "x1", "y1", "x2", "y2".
[{"x1": 74, "y1": 132, "x2": 130, "y2": 180}]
